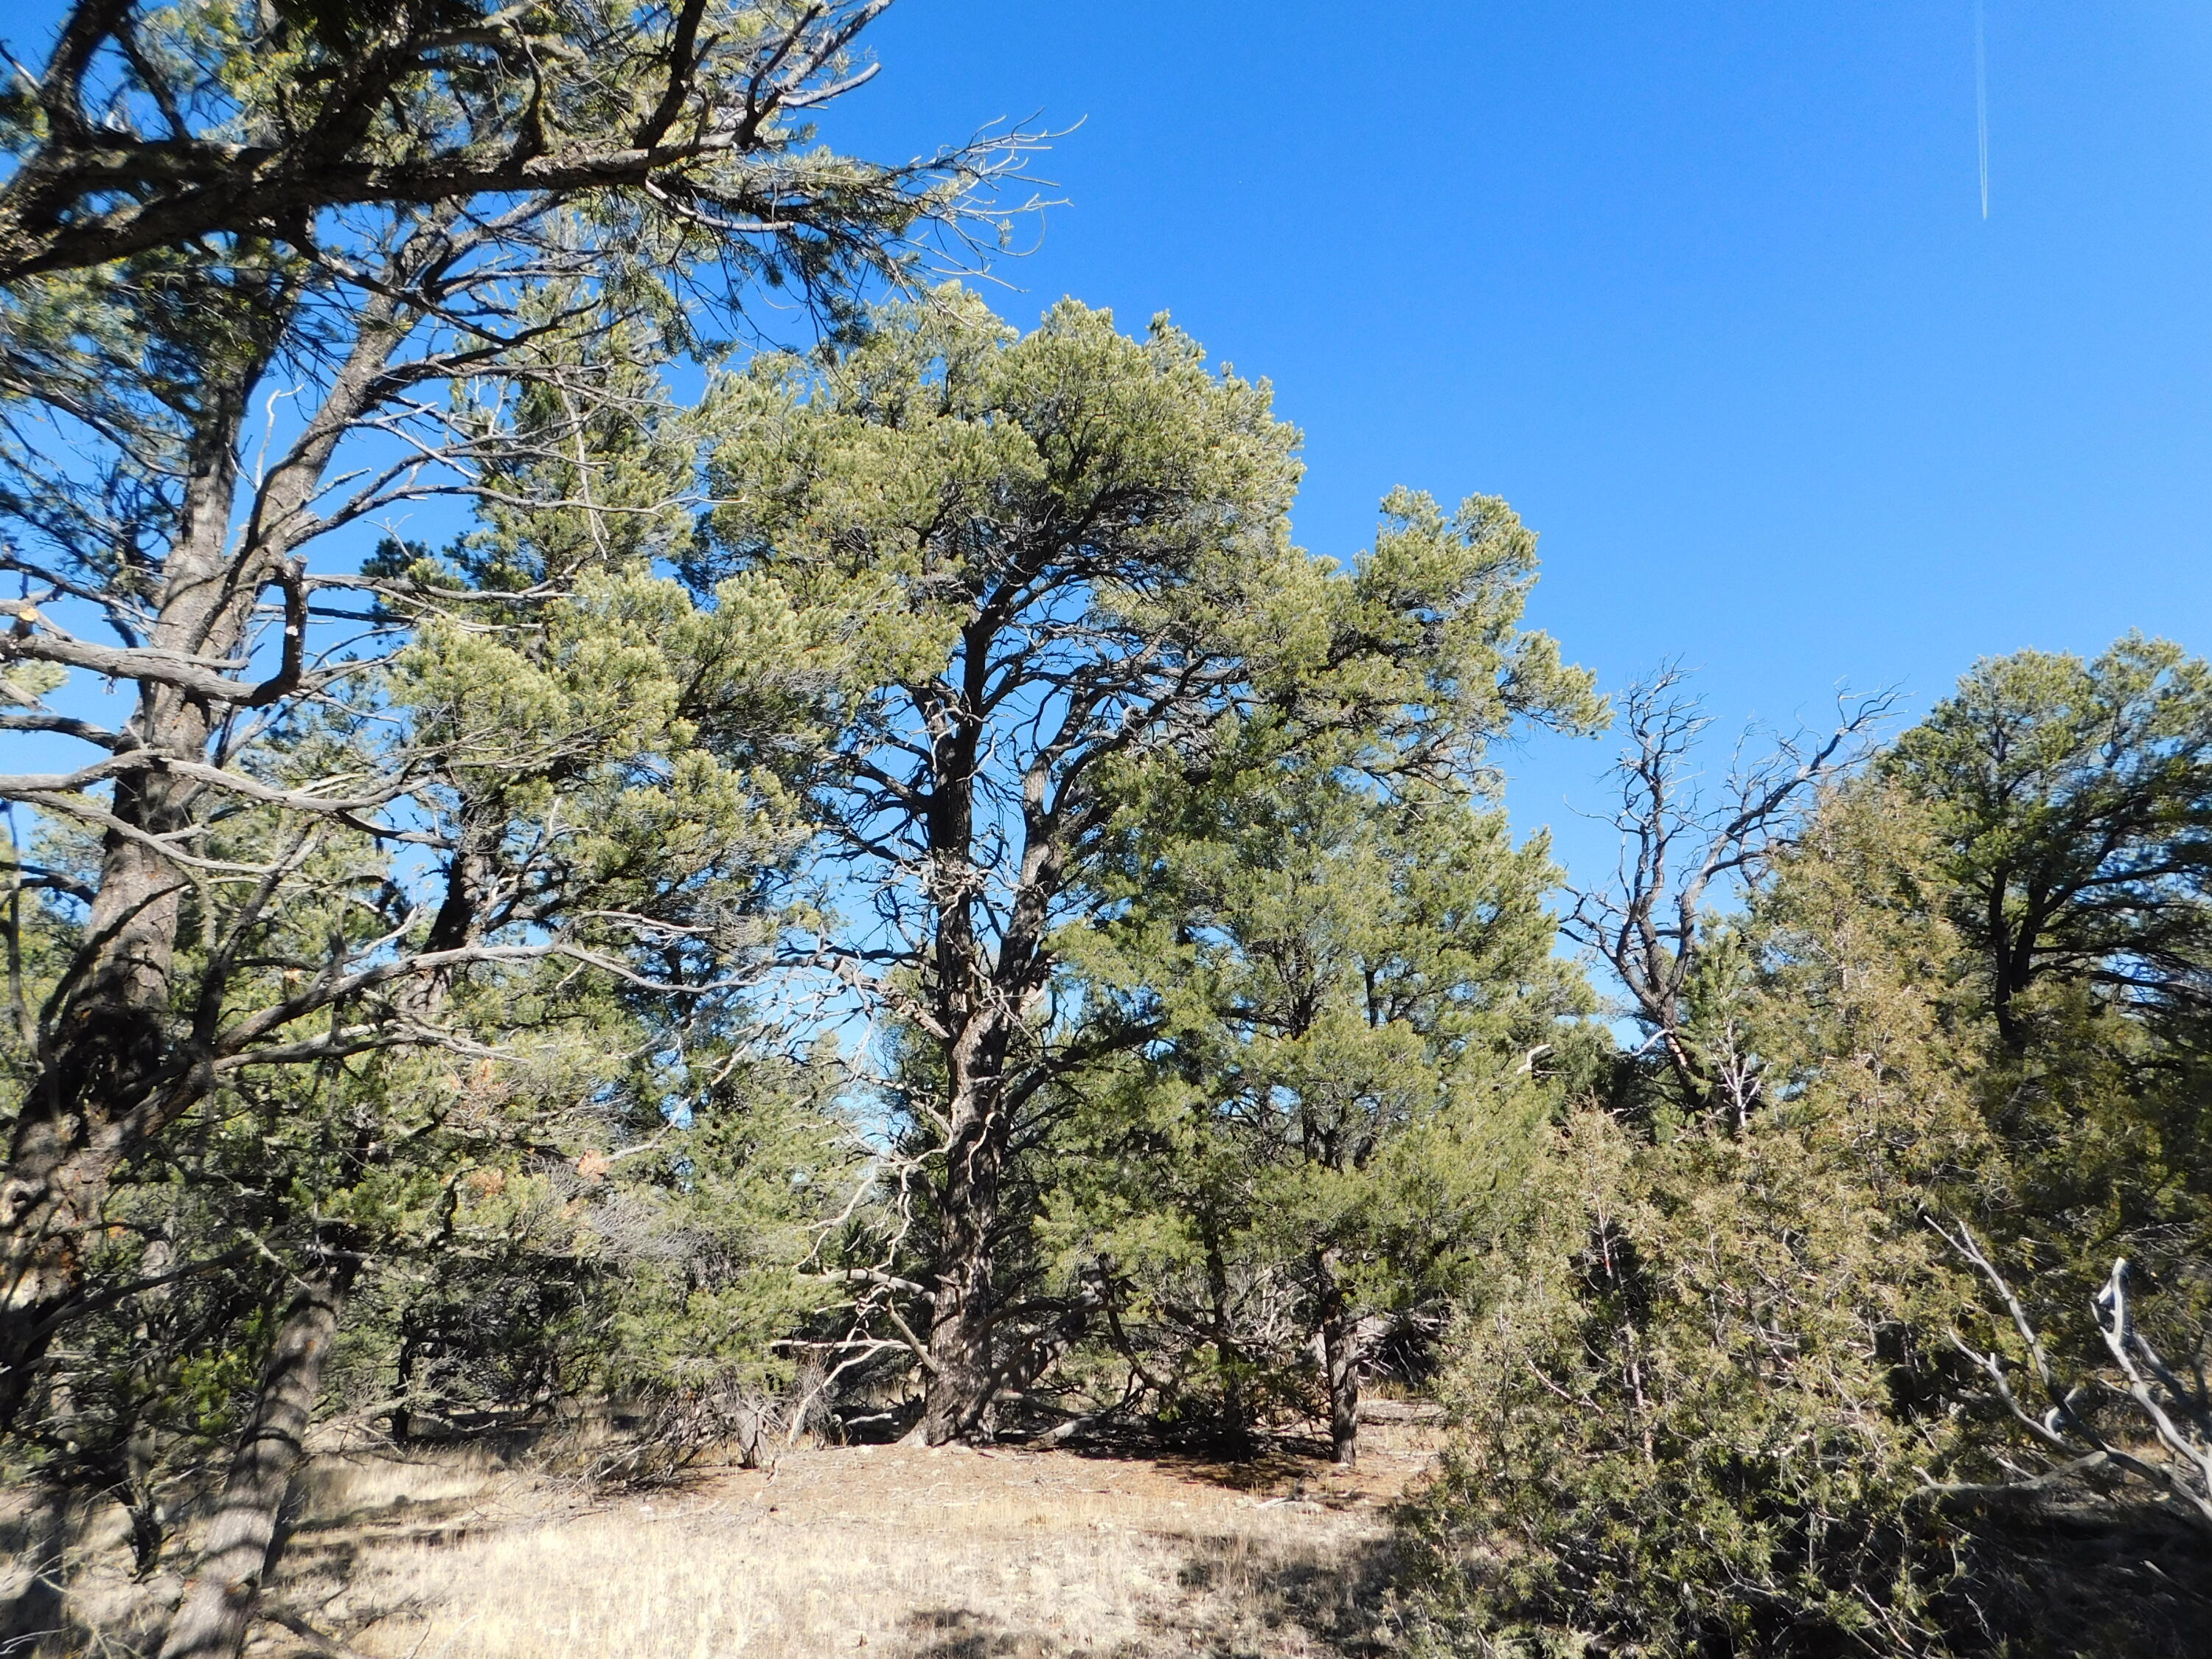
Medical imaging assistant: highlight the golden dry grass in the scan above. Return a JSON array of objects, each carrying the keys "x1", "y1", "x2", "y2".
[{"x1": 4, "y1": 1430, "x2": 1436, "y2": 1658}]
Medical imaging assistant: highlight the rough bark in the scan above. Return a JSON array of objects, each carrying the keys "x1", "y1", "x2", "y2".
[
  {"x1": 0, "y1": 269, "x2": 417, "y2": 1425},
  {"x1": 0, "y1": 326, "x2": 274, "y2": 1423},
  {"x1": 919, "y1": 1051, "x2": 1007, "y2": 1444},
  {"x1": 914, "y1": 627, "x2": 1032, "y2": 1445},
  {"x1": 1315, "y1": 1246, "x2": 1360, "y2": 1468},
  {"x1": 910, "y1": 759, "x2": 1068, "y2": 1442},
  {"x1": 389, "y1": 1323, "x2": 420, "y2": 1447},
  {"x1": 156, "y1": 1256, "x2": 355, "y2": 1659},
  {"x1": 1203, "y1": 1222, "x2": 1251, "y2": 1448},
  {"x1": 1988, "y1": 871, "x2": 2030, "y2": 1051}
]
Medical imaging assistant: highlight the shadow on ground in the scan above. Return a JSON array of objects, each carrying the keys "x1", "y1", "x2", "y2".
[
  {"x1": 0, "y1": 1485, "x2": 70, "y2": 1654},
  {"x1": 885, "y1": 1531, "x2": 1402, "y2": 1659}
]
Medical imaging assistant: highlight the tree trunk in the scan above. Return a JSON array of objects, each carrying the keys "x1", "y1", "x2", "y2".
[
  {"x1": 910, "y1": 611, "x2": 1062, "y2": 1446},
  {"x1": 1204, "y1": 1222, "x2": 1252, "y2": 1452},
  {"x1": 121, "y1": 1230, "x2": 179, "y2": 1576},
  {"x1": 158, "y1": 1256, "x2": 354, "y2": 1659},
  {"x1": 0, "y1": 326, "x2": 274, "y2": 1425},
  {"x1": 389, "y1": 1322, "x2": 419, "y2": 1446},
  {"x1": 920, "y1": 1067, "x2": 1005, "y2": 1444},
  {"x1": 0, "y1": 743, "x2": 214, "y2": 1422},
  {"x1": 1314, "y1": 1246, "x2": 1360, "y2": 1468},
  {"x1": 0, "y1": 1118, "x2": 134, "y2": 1425}
]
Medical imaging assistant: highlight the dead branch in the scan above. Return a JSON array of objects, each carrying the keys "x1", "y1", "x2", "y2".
[
  {"x1": 1930, "y1": 1217, "x2": 2212, "y2": 1531},
  {"x1": 1564, "y1": 666, "x2": 1895, "y2": 1120}
]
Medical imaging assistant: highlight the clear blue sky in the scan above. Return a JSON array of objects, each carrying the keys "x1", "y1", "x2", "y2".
[{"x1": 817, "y1": 0, "x2": 2212, "y2": 884}]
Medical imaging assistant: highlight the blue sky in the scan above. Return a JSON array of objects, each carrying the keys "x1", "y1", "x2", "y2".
[
  {"x1": 815, "y1": 0, "x2": 2212, "y2": 883},
  {"x1": 7, "y1": 1, "x2": 2210, "y2": 891}
]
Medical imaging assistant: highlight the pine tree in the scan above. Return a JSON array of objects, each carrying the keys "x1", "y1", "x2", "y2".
[
  {"x1": 696, "y1": 295, "x2": 1604, "y2": 1440},
  {"x1": 1057, "y1": 755, "x2": 1595, "y2": 1463}
]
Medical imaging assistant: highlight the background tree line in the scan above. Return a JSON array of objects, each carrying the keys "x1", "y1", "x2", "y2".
[{"x1": 2, "y1": 6, "x2": 2209, "y2": 1658}]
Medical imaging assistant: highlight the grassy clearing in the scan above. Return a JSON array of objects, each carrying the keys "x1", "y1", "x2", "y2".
[{"x1": 2, "y1": 1428, "x2": 1436, "y2": 1657}]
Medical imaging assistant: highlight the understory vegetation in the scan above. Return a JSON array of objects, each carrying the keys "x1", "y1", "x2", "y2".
[{"x1": 2, "y1": 5, "x2": 2208, "y2": 1656}]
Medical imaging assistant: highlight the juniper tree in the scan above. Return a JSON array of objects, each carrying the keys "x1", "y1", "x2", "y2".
[
  {"x1": 1881, "y1": 638, "x2": 2212, "y2": 1452},
  {"x1": 1406, "y1": 777, "x2": 1994, "y2": 1658},
  {"x1": 1407, "y1": 639, "x2": 2212, "y2": 1656}
]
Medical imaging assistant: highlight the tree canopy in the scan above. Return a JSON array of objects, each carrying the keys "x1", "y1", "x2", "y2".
[
  {"x1": 692, "y1": 291, "x2": 1601, "y2": 1441},
  {"x1": 0, "y1": 0, "x2": 1024, "y2": 291}
]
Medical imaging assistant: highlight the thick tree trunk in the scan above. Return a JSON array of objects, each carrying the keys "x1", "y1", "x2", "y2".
[
  {"x1": 0, "y1": 1117, "x2": 135, "y2": 1424},
  {"x1": 1314, "y1": 1247, "x2": 1360, "y2": 1468},
  {"x1": 389, "y1": 1323, "x2": 419, "y2": 1446},
  {"x1": 1987, "y1": 878, "x2": 2034, "y2": 1051},
  {"x1": 910, "y1": 611, "x2": 1064, "y2": 1446},
  {"x1": 920, "y1": 1068, "x2": 1006, "y2": 1444},
  {"x1": 0, "y1": 339, "x2": 268, "y2": 1425},
  {"x1": 0, "y1": 732, "x2": 218, "y2": 1428},
  {"x1": 158, "y1": 1257, "x2": 354, "y2": 1659}
]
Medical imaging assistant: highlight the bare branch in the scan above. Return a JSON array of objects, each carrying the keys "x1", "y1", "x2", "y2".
[{"x1": 1564, "y1": 666, "x2": 1895, "y2": 1119}]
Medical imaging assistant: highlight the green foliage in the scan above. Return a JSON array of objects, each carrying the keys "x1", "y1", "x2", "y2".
[
  {"x1": 697, "y1": 287, "x2": 1604, "y2": 790},
  {"x1": 1051, "y1": 757, "x2": 1596, "y2": 1443},
  {"x1": 1879, "y1": 638, "x2": 2212, "y2": 1427},
  {"x1": 12, "y1": 30, "x2": 2202, "y2": 1633},
  {"x1": 0, "y1": 256, "x2": 861, "y2": 1537},
  {"x1": 596, "y1": 1048, "x2": 865, "y2": 1403},
  {"x1": 1883, "y1": 633, "x2": 2212, "y2": 1051},
  {"x1": 1408, "y1": 779, "x2": 1990, "y2": 1657},
  {"x1": 1, "y1": 1, "x2": 987, "y2": 296},
  {"x1": 683, "y1": 285, "x2": 1602, "y2": 1436},
  {"x1": 1408, "y1": 637, "x2": 2212, "y2": 1657},
  {"x1": 1411, "y1": 1119, "x2": 1972, "y2": 1658}
]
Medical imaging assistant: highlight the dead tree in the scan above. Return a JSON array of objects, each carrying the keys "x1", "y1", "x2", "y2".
[{"x1": 1564, "y1": 668, "x2": 1893, "y2": 1124}]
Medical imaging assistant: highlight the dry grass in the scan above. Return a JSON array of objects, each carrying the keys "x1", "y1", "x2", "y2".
[{"x1": 4, "y1": 1430, "x2": 1436, "y2": 1658}]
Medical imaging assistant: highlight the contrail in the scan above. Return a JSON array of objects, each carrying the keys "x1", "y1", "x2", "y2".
[{"x1": 1975, "y1": 0, "x2": 1990, "y2": 218}]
